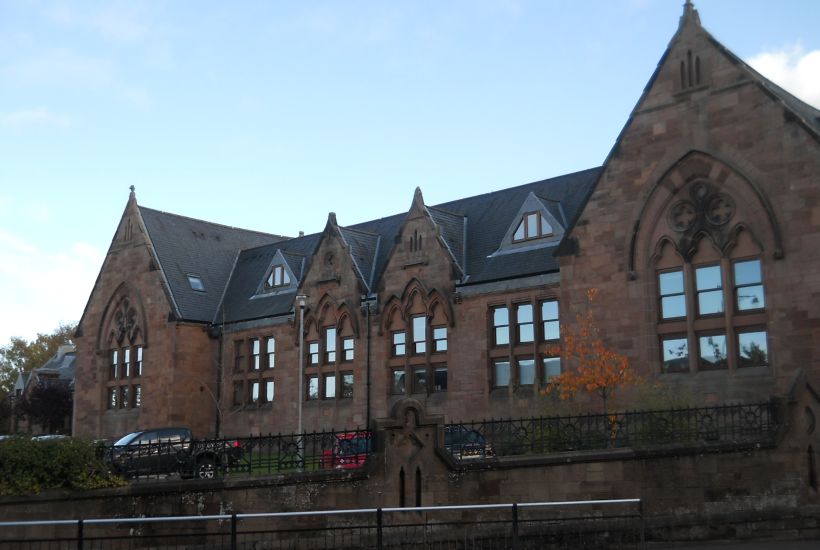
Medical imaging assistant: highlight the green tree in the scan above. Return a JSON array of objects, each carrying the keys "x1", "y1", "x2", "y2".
[
  {"x1": 15, "y1": 381, "x2": 73, "y2": 434},
  {"x1": 0, "y1": 323, "x2": 76, "y2": 398}
]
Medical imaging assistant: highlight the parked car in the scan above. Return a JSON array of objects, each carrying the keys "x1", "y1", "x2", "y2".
[
  {"x1": 321, "y1": 431, "x2": 372, "y2": 470},
  {"x1": 31, "y1": 434, "x2": 71, "y2": 441},
  {"x1": 444, "y1": 425, "x2": 496, "y2": 460},
  {"x1": 107, "y1": 427, "x2": 242, "y2": 479}
]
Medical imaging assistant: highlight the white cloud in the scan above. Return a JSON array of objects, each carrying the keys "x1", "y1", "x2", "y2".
[
  {"x1": 747, "y1": 44, "x2": 820, "y2": 109},
  {"x1": 0, "y1": 229, "x2": 103, "y2": 345},
  {"x1": 0, "y1": 107, "x2": 72, "y2": 130}
]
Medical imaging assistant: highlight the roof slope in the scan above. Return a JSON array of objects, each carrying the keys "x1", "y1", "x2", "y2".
[{"x1": 139, "y1": 207, "x2": 288, "y2": 322}]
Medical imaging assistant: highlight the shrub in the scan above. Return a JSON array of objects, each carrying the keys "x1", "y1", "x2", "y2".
[{"x1": 0, "y1": 437, "x2": 126, "y2": 496}]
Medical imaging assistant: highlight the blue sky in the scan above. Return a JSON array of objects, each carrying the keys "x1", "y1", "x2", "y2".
[{"x1": 1, "y1": 0, "x2": 819, "y2": 346}]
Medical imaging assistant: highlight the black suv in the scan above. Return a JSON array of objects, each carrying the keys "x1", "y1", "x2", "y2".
[{"x1": 108, "y1": 427, "x2": 242, "y2": 479}]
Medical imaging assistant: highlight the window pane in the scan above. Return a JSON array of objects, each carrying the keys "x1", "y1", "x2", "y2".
[
  {"x1": 518, "y1": 358, "x2": 535, "y2": 385},
  {"x1": 738, "y1": 331, "x2": 768, "y2": 368},
  {"x1": 659, "y1": 271, "x2": 684, "y2": 295},
  {"x1": 434, "y1": 367, "x2": 447, "y2": 392},
  {"x1": 392, "y1": 369, "x2": 405, "y2": 394},
  {"x1": 525, "y1": 213, "x2": 538, "y2": 238},
  {"x1": 542, "y1": 357, "x2": 561, "y2": 381},
  {"x1": 698, "y1": 290, "x2": 724, "y2": 315},
  {"x1": 737, "y1": 284, "x2": 765, "y2": 311},
  {"x1": 266, "y1": 380, "x2": 274, "y2": 402},
  {"x1": 266, "y1": 338, "x2": 275, "y2": 369},
  {"x1": 494, "y1": 360, "x2": 510, "y2": 387},
  {"x1": 494, "y1": 306, "x2": 509, "y2": 346},
  {"x1": 699, "y1": 334, "x2": 727, "y2": 370},
  {"x1": 413, "y1": 316, "x2": 426, "y2": 354},
  {"x1": 660, "y1": 337, "x2": 689, "y2": 373},
  {"x1": 282, "y1": 270, "x2": 291, "y2": 285},
  {"x1": 513, "y1": 221, "x2": 525, "y2": 241},
  {"x1": 308, "y1": 376, "x2": 319, "y2": 400},
  {"x1": 413, "y1": 368, "x2": 427, "y2": 394},
  {"x1": 495, "y1": 327, "x2": 510, "y2": 346},
  {"x1": 541, "y1": 300, "x2": 558, "y2": 321},
  {"x1": 324, "y1": 374, "x2": 336, "y2": 399},
  {"x1": 661, "y1": 295, "x2": 687, "y2": 319},
  {"x1": 343, "y1": 338, "x2": 354, "y2": 361},
  {"x1": 309, "y1": 342, "x2": 319, "y2": 365},
  {"x1": 341, "y1": 373, "x2": 354, "y2": 398},
  {"x1": 134, "y1": 385, "x2": 142, "y2": 407},
  {"x1": 519, "y1": 324, "x2": 534, "y2": 343},
  {"x1": 233, "y1": 382, "x2": 243, "y2": 405},
  {"x1": 696, "y1": 265, "x2": 722, "y2": 290},
  {"x1": 493, "y1": 307, "x2": 509, "y2": 326},
  {"x1": 251, "y1": 381, "x2": 260, "y2": 403},
  {"x1": 516, "y1": 304, "x2": 533, "y2": 323},
  {"x1": 540, "y1": 215, "x2": 552, "y2": 235},
  {"x1": 108, "y1": 388, "x2": 118, "y2": 409},
  {"x1": 734, "y1": 260, "x2": 761, "y2": 286},
  {"x1": 326, "y1": 328, "x2": 336, "y2": 353},
  {"x1": 120, "y1": 386, "x2": 129, "y2": 408}
]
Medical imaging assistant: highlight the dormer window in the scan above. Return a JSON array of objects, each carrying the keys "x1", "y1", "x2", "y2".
[
  {"x1": 187, "y1": 274, "x2": 205, "y2": 292},
  {"x1": 265, "y1": 265, "x2": 291, "y2": 289},
  {"x1": 512, "y1": 212, "x2": 552, "y2": 242}
]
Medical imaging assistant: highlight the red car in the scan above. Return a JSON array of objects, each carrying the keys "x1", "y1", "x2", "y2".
[{"x1": 322, "y1": 431, "x2": 372, "y2": 470}]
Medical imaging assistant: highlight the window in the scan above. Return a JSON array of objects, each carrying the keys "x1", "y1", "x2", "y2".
[
  {"x1": 250, "y1": 339, "x2": 260, "y2": 370},
  {"x1": 136, "y1": 346, "x2": 143, "y2": 376},
  {"x1": 698, "y1": 333, "x2": 727, "y2": 370},
  {"x1": 119, "y1": 386, "x2": 129, "y2": 409},
  {"x1": 541, "y1": 300, "x2": 559, "y2": 341},
  {"x1": 308, "y1": 341, "x2": 319, "y2": 365},
  {"x1": 266, "y1": 338, "x2": 275, "y2": 369},
  {"x1": 341, "y1": 372, "x2": 354, "y2": 398},
  {"x1": 343, "y1": 337, "x2": 354, "y2": 361},
  {"x1": 696, "y1": 265, "x2": 723, "y2": 316},
  {"x1": 392, "y1": 331, "x2": 406, "y2": 357},
  {"x1": 391, "y1": 369, "x2": 406, "y2": 395},
  {"x1": 413, "y1": 367, "x2": 427, "y2": 394},
  {"x1": 433, "y1": 366, "x2": 447, "y2": 392},
  {"x1": 516, "y1": 304, "x2": 534, "y2": 343},
  {"x1": 234, "y1": 340, "x2": 245, "y2": 372},
  {"x1": 659, "y1": 270, "x2": 686, "y2": 320},
  {"x1": 187, "y1": 274, "x2": 205, "y2": 292},
  {"x1": 493, "y1": 307, "x2": 510, "y2": 346},
  {"x1": 433, "y1": 327, "x2": 447, "y2": 352},
  {"x1": 133, "y1": 385, "x2": 142, "y2": 408},
  {"x1": 250, "y1": 381, "x2": 260, "y2": 404},
  {"x1": 734, "y1": 259, "x2": 765, "y2": 311},
  {"x1": 493, "y1": 360, "x2": 511, "y2": 387},
  {"x1": 323, "y1": 373, "x2": 336, "y2": 399},
  {"x1": 513, "y1": 212, "x2": 552, "y2": 242},
  {"x1": 412, "y1": 316, "x2": 426, "y2": 354},
  {"x1": 233, "y1": 382, "x2": 243, "y2": 406},
  {"x1": 110, "y1": 350, "x2": 118, "y2": 380},
  {"x1": 518, "y1": 357, "x2": 535, "y2": 386},
  {"x1": 325, "y1": 328, "x2": 337, "y2": 363},
  {"x1": 265, "y1": 380, "x2": 275, "y2": 402},
  {"x1": 542, "y1": 356, "x2": 561, "y2": 382},
  {"x1": 660, "y1": 336, "x2": 689, "y2": 373},
  {"x1": 265, "y1": 264, "x2": 291, "y2": 289},
  {"x1": 307, "y1": 375, "x2": 319, "y2": 400},
  {"x1": 738, "y1": 330, "x2": 768, "y2": 368},
  {"x1": 108, "y1": 387, "x2": 118, "y2": 409},
  {"x1": 123, "y1": 348, "x2": 131, "y2": 378}
]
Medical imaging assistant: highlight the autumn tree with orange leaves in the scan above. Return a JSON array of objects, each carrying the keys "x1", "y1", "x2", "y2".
[{"x1": 542, "y1": 288, "x2": 635, "y2": 414}]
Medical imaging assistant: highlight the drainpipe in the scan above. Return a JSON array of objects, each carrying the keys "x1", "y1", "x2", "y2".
[{"x1": 361, "y1": 295, "x2": 378, "y2": 430}]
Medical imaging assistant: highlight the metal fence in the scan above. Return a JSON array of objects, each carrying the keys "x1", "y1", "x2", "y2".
[
  {"x1": 0, "y1": 499, "x2": 644, "y2": 549},
  {"x1": 443, "y1": 401, "x2": 777, "y2": 461}
]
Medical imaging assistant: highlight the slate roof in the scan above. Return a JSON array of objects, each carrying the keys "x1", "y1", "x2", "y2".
[
  {"x1": 139, "y1": 207, "x2": 288, "y2": 322},
  {"x1": 210, "y1": 167, "x2": 600, "y2": 325}
]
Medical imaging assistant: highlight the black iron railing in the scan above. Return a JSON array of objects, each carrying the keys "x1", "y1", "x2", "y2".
[
  {"x1": 443, "y1": 402, "x2": 777, "y2": 461},
  {"x1": 0, "y1": 498, "x2": 644, "y2": 549},
  {"x1": 102, "y1": 429, "x2": 373, "y2": 480}
]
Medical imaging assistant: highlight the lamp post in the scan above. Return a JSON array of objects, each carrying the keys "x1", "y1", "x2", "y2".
[{"x1": 295, "y1": 294, "x2": 308, "y2": 438}]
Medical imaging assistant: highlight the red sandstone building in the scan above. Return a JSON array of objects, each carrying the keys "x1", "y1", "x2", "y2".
[{"x1": 73, "y1": 4, "x2": 820, "y2": 441}]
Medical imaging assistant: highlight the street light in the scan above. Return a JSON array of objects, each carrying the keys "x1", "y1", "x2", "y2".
[{"x1": 295, "y1": 294, "x2": 308, "y2": 438}]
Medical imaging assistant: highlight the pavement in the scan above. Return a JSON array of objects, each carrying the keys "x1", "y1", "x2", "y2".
[{"x1": 650, "y1": 541, "x2": 820, "y2": 549}]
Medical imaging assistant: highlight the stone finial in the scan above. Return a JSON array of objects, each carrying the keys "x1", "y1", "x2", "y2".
[
  {"x1": 679, "y1": 0, "x2": 701, "y2": 29},
  {"x1": 409, "y1": 186, "x2": 425, "y2": 214}
]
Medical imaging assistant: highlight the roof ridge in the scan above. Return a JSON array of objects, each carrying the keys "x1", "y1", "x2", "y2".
[{"x1": 339, "y1": 225, "x2": 380, "y2": 237}]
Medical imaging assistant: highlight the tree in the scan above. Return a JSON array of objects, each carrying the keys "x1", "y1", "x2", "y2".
[
  {"x1": 0, "y1": 323, "x2": 76, "y2": 397},
  {"x1": 542, "y1": 288, "x2": 635, "y2": 414},
  {"x1": 15, "y1": 381, "x2": 73, "y2": 434}
]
